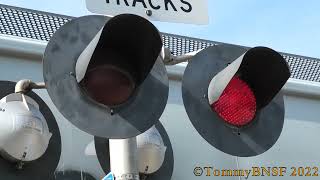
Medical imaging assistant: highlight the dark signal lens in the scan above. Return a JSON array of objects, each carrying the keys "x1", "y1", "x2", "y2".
[
  {"x1": 212, "y1": 76, "x2": 256, "y2": 127},
  {"x1": 81, "y1": 65, "x2": 135, "y2": 107}
]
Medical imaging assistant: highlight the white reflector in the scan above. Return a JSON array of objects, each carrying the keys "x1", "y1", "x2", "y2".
[
  {"x1": 136, "y1": 125, "x2": 166, "y2": 174},
  {"x1": 0, "y1": 93, "x2": 52, "y2": 162}
]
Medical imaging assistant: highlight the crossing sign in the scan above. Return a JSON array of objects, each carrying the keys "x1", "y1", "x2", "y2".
[{"x1": 86, "y1": 0, "x2": 209, "y2": 25}]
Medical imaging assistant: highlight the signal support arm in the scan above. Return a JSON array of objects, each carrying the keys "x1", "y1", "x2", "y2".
[
  {"x1": 15, "y1": 79, "x2": 46, "y2": 94},
  {"x1": 162, "y1": 47, "x2": 203, "y2": 65}
]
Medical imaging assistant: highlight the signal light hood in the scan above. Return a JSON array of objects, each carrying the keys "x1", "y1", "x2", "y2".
[{"x1": 76, "y1": 14, "x2": 162, "y2": 86}]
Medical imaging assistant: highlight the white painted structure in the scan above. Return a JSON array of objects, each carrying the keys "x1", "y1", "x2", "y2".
[{"x1": 0, "y1": 34, "x2": 320, "y2": 179}]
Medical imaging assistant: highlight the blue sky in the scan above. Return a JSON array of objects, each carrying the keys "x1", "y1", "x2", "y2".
[{"x1": 1, "y1": 0, "x2": 320, "y2": 58}]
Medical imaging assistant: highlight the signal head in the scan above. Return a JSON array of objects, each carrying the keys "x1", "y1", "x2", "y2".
[
  {"x1": 182, "y1": 44, "x2": 290, "y2": 157},
  {"x1": 0, "y1": 93, "x2": 52, "y2": 162},
  {"x1": 43, "y1": 15, "x2": 169, "y2": 139},
  {"x1": 0, "y1": 81, "x2": 61, "y2": 180}
]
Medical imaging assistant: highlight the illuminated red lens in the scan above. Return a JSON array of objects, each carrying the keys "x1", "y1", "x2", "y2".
[{"x1": 212, "y1": 76, "x2": 256, "y2": 127}]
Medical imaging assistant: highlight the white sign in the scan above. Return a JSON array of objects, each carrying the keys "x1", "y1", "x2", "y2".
[{"x1": 86, "y1": 0, "x2": 209, "y2": 25}]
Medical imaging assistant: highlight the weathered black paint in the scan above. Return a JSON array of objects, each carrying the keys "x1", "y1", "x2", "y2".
[
  {"x1": 182, "y1": 45, "x2": 289, "y2": 157},
  {"x1": 43, "y1": 15, "x2": 169, "y2": 139}
]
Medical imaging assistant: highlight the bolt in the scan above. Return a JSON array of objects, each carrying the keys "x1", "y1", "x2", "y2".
[
  {"x1": 146, "y1": 10, "x2": 152, "y2": 16},
  {"x1": 16, "y1": 162, "x2": 24, "y2": 170}
]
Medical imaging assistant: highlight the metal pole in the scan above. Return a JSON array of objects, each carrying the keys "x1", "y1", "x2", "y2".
[{"x1": 109, "y1": 138, "x2": 140, "y2": 180}]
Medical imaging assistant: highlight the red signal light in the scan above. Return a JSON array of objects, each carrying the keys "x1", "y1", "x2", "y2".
[
  {"x1": 211, "y1": 76, "x2": 256, "y2": 127},
  {"x1": 183, "y1": 45, "x2": 290, "y2": 156}
]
